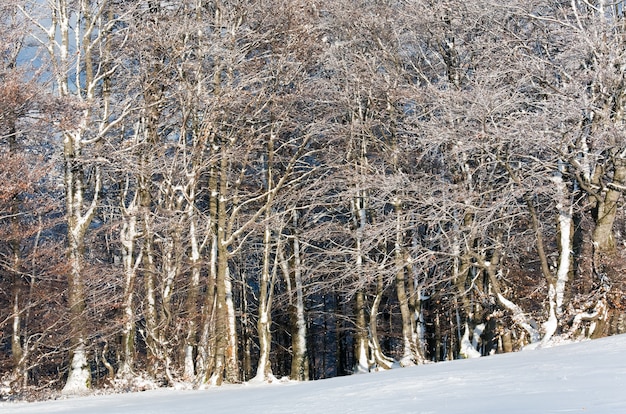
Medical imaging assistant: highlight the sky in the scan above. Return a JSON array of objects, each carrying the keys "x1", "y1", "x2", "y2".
[{"x1": 3, "y1": 334, "x2": 626, "y2": 414}]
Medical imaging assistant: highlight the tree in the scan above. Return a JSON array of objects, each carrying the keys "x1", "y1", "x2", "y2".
[{"x1": 22, "y1": 0, "x2": 131, "y2": 393}]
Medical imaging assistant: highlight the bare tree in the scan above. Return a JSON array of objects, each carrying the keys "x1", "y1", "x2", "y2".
[{"x1": 20, "y1": 0, "x2": 131, "y2": 393}]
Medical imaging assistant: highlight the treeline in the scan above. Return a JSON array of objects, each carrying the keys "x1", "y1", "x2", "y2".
[{"x1": 1, "y1": 0, "x2": 626, "y2": 397}]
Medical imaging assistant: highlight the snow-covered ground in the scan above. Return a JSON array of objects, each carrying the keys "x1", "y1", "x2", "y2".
[{"x1": 3, "y1": 334, "x2": 626, "y2": 413}]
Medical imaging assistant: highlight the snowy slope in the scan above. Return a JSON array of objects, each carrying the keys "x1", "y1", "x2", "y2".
[{"x1": 3, "y1": 334, "x2": 626, "y2": 413}]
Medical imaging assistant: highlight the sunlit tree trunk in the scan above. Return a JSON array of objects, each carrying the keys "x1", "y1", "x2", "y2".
[
  {"x1": 369, "y1": 272, "x2": 394, "y2": 370},
  {"x1": 63, "y1": 127, "x2": 101, "y2": 393},
  {"x1": 117, "y1": 173, "x2": 142, "y2": 379},
  {"x1": 8, "y1": 157, "x2": 28, "y2": 389},
  {"x1": 210, "y1": 151, "x2": 240, "y2": 385},
  {"x1": 184, "y1": 180, "x2": 201, "y2": 380},
  {"x1": 354, "y1": 289, "x2": 369, "y2": 373},
  {"x1": 195, "y1": 165, "x2": 218, "y2": 385},
  {"x1": 394, "y1": 199, "x2": 424, "y2": 366},
  {"x1": 253, "y1": 222, "x2": 278, "y2": 382},
  {"x1": 139, "y1": 93, "x2": 162, "y2": 381},
  {"x1": 351, "y1": 189, "x2": 370, "y2": 373},
  {"x1": 4, "y1": 82, "x2": 27, "y2": 388},
  {"x1": 591, "y1": 158, "x2": 626, "y2": 254},
  {"x1": 541, "y1": 166, "x2": 573, "y2": 344},
  {"x1": 279, "y1": 209, "x2": 309, "y2": 381},
  {"x1": 158, "y1": 196, "x2": 184, "y2": 383},
  {"x1": 254, "y1": 133, "x2": 278, "y2": 382}
]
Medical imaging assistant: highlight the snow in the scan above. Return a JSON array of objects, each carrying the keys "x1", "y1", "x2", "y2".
[
  {"x1": 459, "y1": 323, "x2": 481, "y2": 359},
  {"x1": 61, "y1": 344, "x2": 90, "y2": 395},
  {"x1": 4, "y1": 334, "x2": 626, "y2": 413}
]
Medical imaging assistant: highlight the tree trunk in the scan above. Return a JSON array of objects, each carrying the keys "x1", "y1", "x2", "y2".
[
  {"x1": 8, "y1": 124, "x2": 26, "y2": 389},
  {"x1": 354, "y1": 290, "x2": 370, "y2": 373},
  {"x1": 592, "y1": 160, "x2": 626, "y2": 254},
  {"x1": 369, "y1": 273, "x2": 394, "y2": 370},
  {"x1": 253, "y1": 133, "x2": 278, "y2": 382},
  {"x1": 284, "y1": 210, "x2": 309, "y2": 381},
  {"x1": 394, "y1": 199, "x2": 423, "y2": 366},
  {"x1": 211, "y1": 153, "x2": 239, "y2": 385},
  {"x1": 196, "y1": 166, "x2": 218, "y2": 386},
  {"x1": 352, "y1": 190, "x2": 371, "y2": 373},
  {"x1": 253, "y1": 223, "x2": 277, "y2": 382},
  {"x1": 62, "y1": 131, "x2": 100, "y2": 395},
  {"x1": 10, "y1": 245, "x2": 25, "y2": 388},
  {"x1": 140, "y1": 169, "x2": 160, "y2": 379},
  {"x1": 117, "y1": 182, "x2": 141, "y2": 379},
  {"x1": 542, "y1": 168, "x2": 574, "y2": 345},
  {"x1": 184, "y1": 201, "x2": 201, "y2": 380}
]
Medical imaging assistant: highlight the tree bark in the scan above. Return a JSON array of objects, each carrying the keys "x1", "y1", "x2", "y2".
[
  {"x1": 210, "y1": 151, "x2": 240, "y2": 385},
  {"x1": 394, "y1": 199, "x2": 424, "y2": 366},
  {"x1": 369, "y1": 273, "x2": 394, "y2": 370},
  {"x1": 592, "y1": 159, "x2": 626, "y2": 254},
  {"x1": 195, "y1": 165, "x2": 218, "y2": 386},
  {"x1": 253, "y1": 222, "x2": 277, "y2": 382},
  {"x1": 117, "y1": 174, "x2": 142, "y2": 380},
  {"x1": 281, "y1": 211, "x2": 309, "y2": 381}
]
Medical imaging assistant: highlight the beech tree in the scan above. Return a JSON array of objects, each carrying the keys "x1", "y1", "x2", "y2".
[
  {"x1": 0, "y1": 0, "x2": 68, "y2": 394},
  {"x1": 21, "y1": 0, "x2": 132, "y2": 393}
]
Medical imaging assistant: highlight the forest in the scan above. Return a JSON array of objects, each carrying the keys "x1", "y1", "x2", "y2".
[{"x1": 1, "y1": 0, "x2": 626, "y2": 399}]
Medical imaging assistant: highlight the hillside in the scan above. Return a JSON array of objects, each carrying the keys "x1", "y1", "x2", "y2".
[{"x1": 3, "y1": 335, "x2": 625, "y2": 414}]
